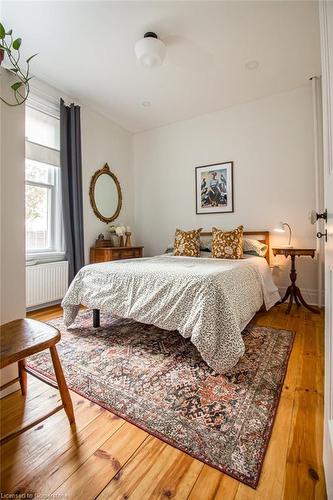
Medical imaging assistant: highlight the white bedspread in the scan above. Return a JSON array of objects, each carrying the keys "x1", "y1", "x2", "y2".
[{"x1": 62, "y1": 255, "x2": 280, "y2": 373}]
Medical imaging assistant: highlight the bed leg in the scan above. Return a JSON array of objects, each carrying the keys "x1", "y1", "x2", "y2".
[{"x1": 93, "y1": 309, "x2": 100, "y2": 328}]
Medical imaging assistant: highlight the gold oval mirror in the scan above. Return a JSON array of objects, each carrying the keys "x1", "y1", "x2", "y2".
[{"x1": 89, "y1": 164, "x2": 122, "y2": 223}]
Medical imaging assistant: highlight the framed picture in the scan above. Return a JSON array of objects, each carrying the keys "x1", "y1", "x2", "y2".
[{"x1": 195, "y1": 161, "x2": 234, "y2": 214}]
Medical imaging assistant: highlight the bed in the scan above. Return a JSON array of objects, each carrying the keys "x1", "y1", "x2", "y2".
[{"x1": 62, "y1": 231, "x2": 280, "y2": 373}]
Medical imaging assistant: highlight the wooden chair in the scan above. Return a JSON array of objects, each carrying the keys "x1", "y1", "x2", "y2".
[{"x1": 0, "y1": 318, "x2": 75, "y2": 445}]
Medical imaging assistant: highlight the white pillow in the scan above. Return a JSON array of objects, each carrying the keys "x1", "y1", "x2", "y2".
[{"x1": 243, "y1": 238, "x2": 268, "y2": 257}]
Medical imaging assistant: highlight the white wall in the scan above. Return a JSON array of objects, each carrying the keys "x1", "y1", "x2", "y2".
[
  {"x1": 81, "y1": 107, "x2": 134, "y2": 263},
  {"x1": 134, "y1": 85, "x2": 318, "y2": 297},
  {"x1": 0, "y1": 68, "x2": 26, "y2": 395}
]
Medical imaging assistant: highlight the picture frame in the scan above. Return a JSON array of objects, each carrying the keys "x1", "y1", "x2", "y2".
[{"x1": 195, "y1": 161, "x2": 234, "y2": 214}]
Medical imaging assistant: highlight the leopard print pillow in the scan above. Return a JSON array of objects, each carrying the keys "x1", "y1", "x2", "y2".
[
  {"x1": 212, "y1": 225, "x2": 244, "y2": 259},
  {"x1": 174, "y1": 228, "x2": 203, "y2": 257}
]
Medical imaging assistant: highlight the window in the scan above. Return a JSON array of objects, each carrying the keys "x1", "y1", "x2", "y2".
[
  {"x1": 26, "y1": 105, "x2": 60, "y2": 150},
  {"x1": 25, "y1": 96, "x2": 64, "y2": 259}
]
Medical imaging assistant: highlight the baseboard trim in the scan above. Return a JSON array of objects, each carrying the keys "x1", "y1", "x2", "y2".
[
  {"x1": 26, "y1": 299, "x2": 62, "y2": 312},
  {"x1": 0, "y1": 381, "x2": 20, "y2": 399},
  {"x1": 278, "y1": 287, "x2": 324, "y2": 306}
]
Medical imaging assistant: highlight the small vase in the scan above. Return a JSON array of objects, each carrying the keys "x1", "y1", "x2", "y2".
[
  {"x1": 119, "y1": 235, "x2": 125, "y2": 247},
  {"x1": 109, "y1": 234, "x2": 117, "y2": 246},
  {"x1": 125, "y1": 232, "x2": 132, "y2": 247}
]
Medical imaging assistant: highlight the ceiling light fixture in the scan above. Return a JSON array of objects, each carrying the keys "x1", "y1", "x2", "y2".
[
  {"x1": 141, "y1": 101, "x2": 151, "y2": 107},
  {"x1": 135, "y1": 32, "x2": 166, "y2": 68},
  {"x1": 245, "y1": 60, "x2": 259, "y2": 71}
]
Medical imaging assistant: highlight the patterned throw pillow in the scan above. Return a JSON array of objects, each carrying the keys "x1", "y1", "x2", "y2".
[
  {"x1": 174, "y1": 228, "x2": 203, "y2": 257},
  {"x1": 212, "y1": 226, "x2": 244, "y2": 259}
]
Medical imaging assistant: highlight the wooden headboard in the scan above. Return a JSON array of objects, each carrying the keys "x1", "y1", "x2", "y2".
[{"x1": 201, "y1": 230, "x2": 270, "y2": 264}]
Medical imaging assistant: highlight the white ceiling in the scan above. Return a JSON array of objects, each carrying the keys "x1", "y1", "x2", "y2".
[{"x1": 3, "y1": 1, "x2": 321, "y2": 133}]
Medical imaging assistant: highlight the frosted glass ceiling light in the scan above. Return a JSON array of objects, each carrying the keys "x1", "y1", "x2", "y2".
[{"x1": 135, "y1": 32, "x2": 166, "y2": 68}]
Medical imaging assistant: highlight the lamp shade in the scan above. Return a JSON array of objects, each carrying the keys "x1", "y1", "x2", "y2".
[
  {"x1": 135, "y1": 32, "x2": 166, "y2": 68},
  {"x1": 274, "y1": 221, "x2": 286, "y2": 233},
  {"x1": 273, "y1": 221, "x2": 292, "y2": 247}
]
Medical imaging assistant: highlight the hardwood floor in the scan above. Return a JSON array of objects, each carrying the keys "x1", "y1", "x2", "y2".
[{"x1": 0, "y1": 304, "x2": 326, "y2": 499}]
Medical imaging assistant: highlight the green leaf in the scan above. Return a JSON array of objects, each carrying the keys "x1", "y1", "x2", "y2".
[
  {"x1": 0, "y1": 23, "x2": 5, "y2": 39},
  {"x1": 11, "y1": 81, "x2": 23, "y2": 91},
  {"x1": 6, "y1": 29, "x2": 12, "y2": 36},
  {"x1": 26, "y1": 53, "x2": 38, "y2": 63},
  {"x1": 12, "y1": 38, "x2": 22, "y2": 50}
]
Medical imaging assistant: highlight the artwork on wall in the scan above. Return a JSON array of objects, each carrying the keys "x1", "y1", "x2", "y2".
[{"x1": 195, "y1": 161, "x2": 234, "y2": 214}]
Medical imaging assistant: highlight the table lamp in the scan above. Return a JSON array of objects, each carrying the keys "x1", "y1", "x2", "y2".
[{"x1": 274, "y1": 222, "x2": 293, "y2": 247}]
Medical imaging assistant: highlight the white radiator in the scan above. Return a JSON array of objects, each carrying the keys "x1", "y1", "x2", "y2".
[{"x1": 26, "y1": 261, "x2": 68, "y2": 308}]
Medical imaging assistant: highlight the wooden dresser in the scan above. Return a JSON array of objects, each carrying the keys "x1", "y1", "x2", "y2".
[{"x1": 90, "y1": 246, "x2": 144, "y2": 264}]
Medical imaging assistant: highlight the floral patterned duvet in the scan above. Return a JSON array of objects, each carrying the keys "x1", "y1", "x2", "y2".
[{"x1": 62, "y1": 255, "x2": 280, "y2": 373}]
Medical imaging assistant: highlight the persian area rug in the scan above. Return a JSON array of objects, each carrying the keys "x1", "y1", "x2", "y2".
[{"x1": 27, "y1": 311, "x2": 294, "y2": 488}]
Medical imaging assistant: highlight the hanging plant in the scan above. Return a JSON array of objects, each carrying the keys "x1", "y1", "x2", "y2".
[{"x1": 0, "y1": 22, "x2": 38, "y2": 107}]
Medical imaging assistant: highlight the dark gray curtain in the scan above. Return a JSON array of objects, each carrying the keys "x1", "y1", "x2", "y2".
[{"x1": 60, "y1": 98, "x2": 84, "y2": 283}]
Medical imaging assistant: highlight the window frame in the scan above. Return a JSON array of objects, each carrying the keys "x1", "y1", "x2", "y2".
[{"x1": 25, "y1": 95, "x2": 65, "y2": 262}]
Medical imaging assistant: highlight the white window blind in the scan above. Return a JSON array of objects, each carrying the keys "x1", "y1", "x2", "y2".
[
  {"x1": 25, "y1": 94, "x2": 64, "y2": 259},
  {"x1": 26, "y1": 140, "x2": 60, "y2": 167}
]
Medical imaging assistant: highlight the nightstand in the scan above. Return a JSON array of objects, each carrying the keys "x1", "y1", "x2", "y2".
[
  {"x1": 90, "y1": 246, "x2": 144, "y2": 264},
  {"x1": 272, "y1": 247, "x2": 319, "y2": 314}
]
